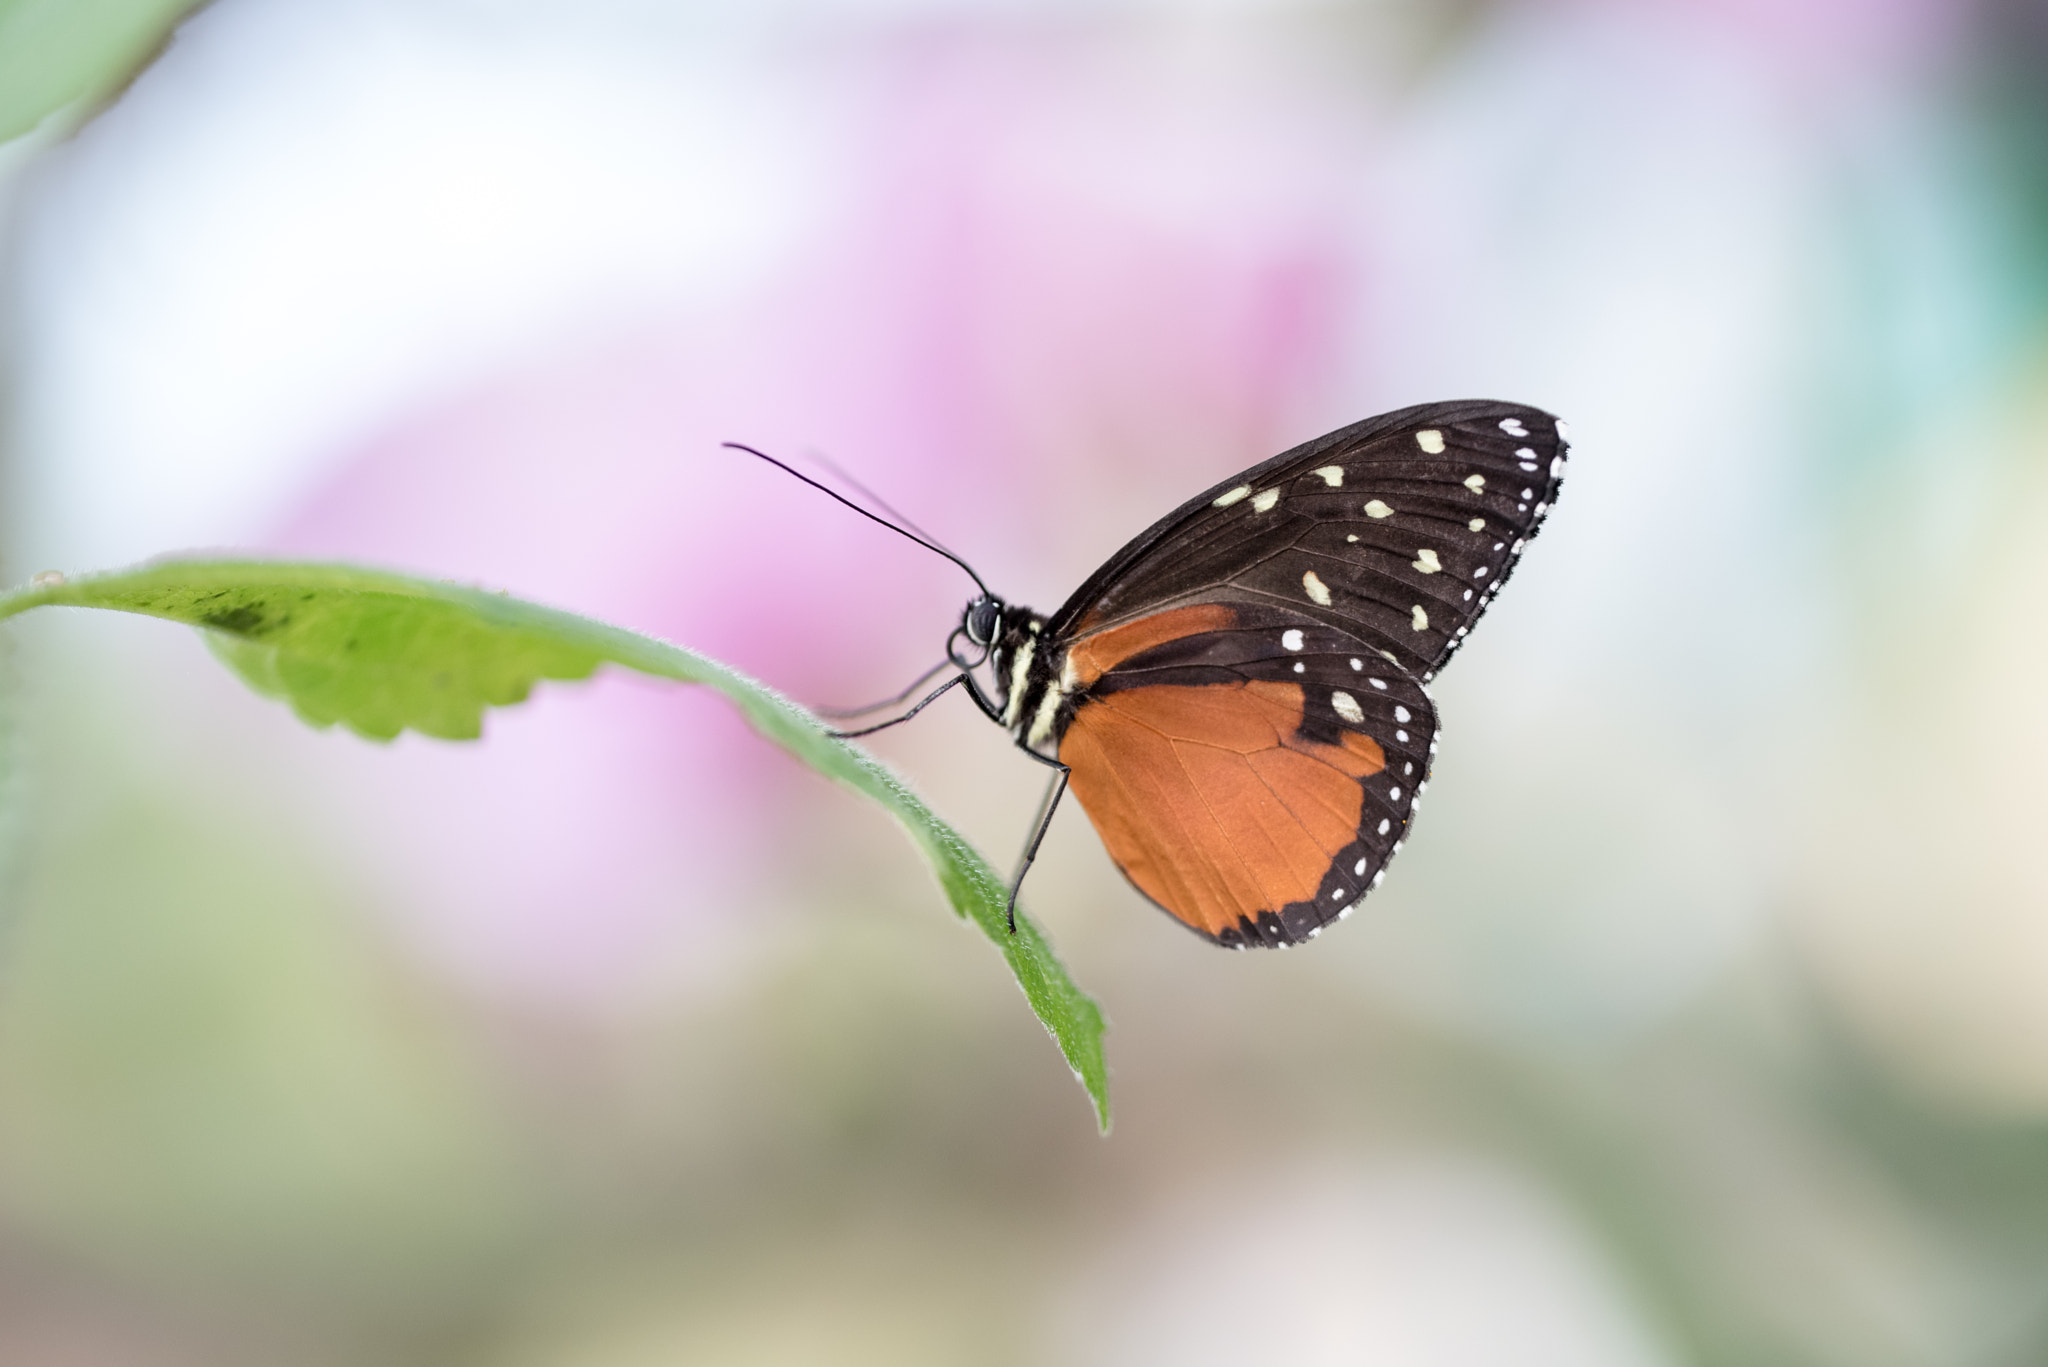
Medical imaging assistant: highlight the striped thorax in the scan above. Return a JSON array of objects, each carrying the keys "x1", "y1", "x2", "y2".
[{"x1": 980, "y1": 603, "x2": 1070, "y2": 757}]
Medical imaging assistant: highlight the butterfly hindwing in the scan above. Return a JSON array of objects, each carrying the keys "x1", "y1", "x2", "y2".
[
  {"x1": 1048, "y1": 400, "x2": 1568, "y2": 682},
  {"x1": 1054, "y1": 606, "x2": 1437, "y2": 948}
]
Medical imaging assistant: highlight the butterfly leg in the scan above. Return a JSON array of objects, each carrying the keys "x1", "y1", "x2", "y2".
[
  {"x1": 814, "y1": 656, "x2": 955, "y2": 719},
  {"x1": 956, "y1": 670, "x2": 1008, "y2": 727},
  {"x1": 825, "y1": 674, "x2": 968, "y2": 739},
  {"x1": 824, "y1": 641, "x2": 1007, "y2": 737},
  {"x1": 1006, "y1": 754, "x2": 1071, "y2": 934}
]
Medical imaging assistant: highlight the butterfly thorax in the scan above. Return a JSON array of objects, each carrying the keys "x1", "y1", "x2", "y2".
[{"x1": 969, "y1": 599, "x2": 1070, "y2": 757}]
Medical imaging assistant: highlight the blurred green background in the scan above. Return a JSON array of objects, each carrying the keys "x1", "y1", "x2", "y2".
[{"x1": 7, "y1": 0, "x2": 2048, "y2": 1363}]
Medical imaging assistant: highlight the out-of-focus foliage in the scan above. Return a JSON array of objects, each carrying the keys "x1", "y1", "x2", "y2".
[
  {"x1": 0, "y1": 0, "x2": 207, "y2": 143},
  {"x1": 0, "y1": 561, "x2": 1110, "y2": 1127}
]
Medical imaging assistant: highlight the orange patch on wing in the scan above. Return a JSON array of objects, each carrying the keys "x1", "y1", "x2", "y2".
[
  {"x1": 1242, "y1": 681, "x2": 1385, "y2": 777},
  {"x1": 1063, "y1": 604, "x2": 1238, "y2": 688},
  {"x1": 1058, "y1": 680, "x2": 1387, "y2": 940}
]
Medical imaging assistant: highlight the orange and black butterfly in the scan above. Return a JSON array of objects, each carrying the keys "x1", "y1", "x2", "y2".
[{"x1": 735, "y1": 399, "x2": 1567, "y2": 949}]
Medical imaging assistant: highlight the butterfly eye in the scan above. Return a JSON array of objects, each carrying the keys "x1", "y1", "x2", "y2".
[{"x1": 966, "y1": 597, "x2": 1002, "y2": 645}]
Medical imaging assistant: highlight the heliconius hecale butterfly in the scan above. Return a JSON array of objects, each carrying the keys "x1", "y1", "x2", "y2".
[{"x1": 733, "y1": 399, "x2": 1567, "y2": 950}]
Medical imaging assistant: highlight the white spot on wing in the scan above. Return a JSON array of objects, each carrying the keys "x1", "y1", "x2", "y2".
[
  {"x1": 1312, "y1": 466, "x2": 1344, "y2": 487},
  {"x1": 1412, "y1": 549, "x2": 1442, "y2": 575},
  {"x1": 1293, "y1": 661, "x2": 1305, "y2": 673},
  {"x1": 1463, "y1": 474, "x2": 1485, "y2": 492},
  {"x1": 1349, "y1": 658, "x2": 1362, "y2": 670},
  {"x1": 1354, "y1": 858, "x2": 1367, "y2": 876},
  {"x1": 1251, "y1": 489, "x2": 1280, "y2": 513},
  {"x1": 1499, "y1": 417, "x2": 1528, "y2": 437},
  {"x1": 1410, "y1": 605, "x2": 1429, "y2": 632},
  {"x1": 1364, "y1": 499, "x2": 1394, "y2": 519},
  {"x1": 1302, "y1": 570, "x2": 1332, "y2": 606},
  {"x1": 1377, "y1": 819, "x2": 1390, "y2": 835},
  {"x1": 1346, "y1": 534, "x2": 1359, "y2": 542},
  {"x1": 1416, "y1": 429, "x2": 1446, "y2": 454},
  {"x1": 1368, "y1": 677, "x2": 1387, "y2": 690},
  {"x1": 1556, "y1": 419, "x2": 1573, "y2": 441},
  {"x1": 1213, "y1": 485, "x2": 1250, "y2": 507},
  {"x1": 1282, "y1": 628, "x2": 1304, "y2": 651},
  {"x1": 1331, "y1": 690, "x2": 1364, "y2": 724},
  {"x1": 1394, "y1": 705, "x2": 1411, "y2": 723},
  {"x1": 1468, "y1": 518, "x2": 1484, "y2": 532}
]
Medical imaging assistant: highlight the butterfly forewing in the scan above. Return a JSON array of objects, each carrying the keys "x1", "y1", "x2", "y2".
[
  {"x1": 1055, "y1": 608, "x2": 1437, "y2": 947},
  {"x1": 1048, "y1": 400, "x2": 1568, "y2": 682}
]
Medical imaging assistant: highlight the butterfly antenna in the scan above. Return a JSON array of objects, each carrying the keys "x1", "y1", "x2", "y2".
[
  {"x1": 815, "y1": 655, "x2": 955, "y2": 719},
  {"x1": 800, "y1": 447, "x2": 945, "y2": 551},
  {"x1": 723, "y1": 442, "x2": 992, "y2": 599}
]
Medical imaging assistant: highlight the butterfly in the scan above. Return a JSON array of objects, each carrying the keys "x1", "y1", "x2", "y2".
[{"x1": 735, "y1": 399, "x2": 1567, "y2": 949}]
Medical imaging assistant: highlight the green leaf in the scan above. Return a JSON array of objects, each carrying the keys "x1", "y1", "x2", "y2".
[
  {"x1": 0, "y1": 560, "x2": 1110, "y2": 1130},
  {"x1": 0, "y1": 0, "x2": 209, "y2": 145}
]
